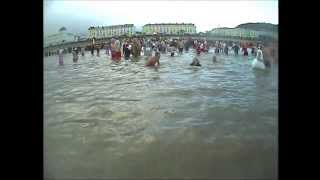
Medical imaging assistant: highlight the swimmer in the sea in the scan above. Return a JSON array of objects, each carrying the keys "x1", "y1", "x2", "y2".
[
  {"x1": 146, "y1": 52, "x2": 160, "y2": 67},
  {"x1": 190, "y1": 56, "x2": 201, "y2": 66}
]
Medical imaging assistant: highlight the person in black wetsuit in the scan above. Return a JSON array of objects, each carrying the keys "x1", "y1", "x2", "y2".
[
  {"x1": 122, "y1": 41, "x2": 127, "y2": 56},
  {"x1": 224, "y1": 44, "x2": 229, "y2": 55},
  {"x1": 251, "y1": 46, "x2": 256, "y2": 56},
  {"x1": 233, "y1": 44, "x2": 239, "y2": 55},
  {"x1": 123, "y1": 42, "x2": 131, "y2": 60},
  {"x1": 96, "y1": 45, "x2": 100, "y2": 57},
  {"x1": 91, "y1": 45, "x2": 94, "y2": 56},
  {"x1": 178, "y1": 39, "x2": 184, "y2": 54}
]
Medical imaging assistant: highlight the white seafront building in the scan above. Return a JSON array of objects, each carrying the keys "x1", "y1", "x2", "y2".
[
  {"x1": 44, "y1": 27, "x2": 77, "y2": 47},
  {"x1": 73, "y1": 32, "x2": 89, "y2": 42},
  {"x1": 88, "y1": 24, "x2": 135, "y2": 39},
  {"x1": 142, "y1": 23, "x2": 196, "y2": 35}
]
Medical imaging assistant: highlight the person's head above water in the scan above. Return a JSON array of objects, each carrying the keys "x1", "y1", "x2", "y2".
[
  {"x1": 258, "y1": 45, "x2": 264, "y2": 50},
  {"x1": 191, "y1": 56, "x2": 201, "y2": 66}
]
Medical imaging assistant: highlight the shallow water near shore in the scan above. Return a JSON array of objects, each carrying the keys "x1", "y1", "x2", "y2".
[{"x1": 44, "y1": 48, "x2": 278, "y2": 179}]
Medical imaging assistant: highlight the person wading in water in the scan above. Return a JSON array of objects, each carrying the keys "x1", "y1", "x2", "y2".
[
  {"x1": 58, "y1": 48, "x2": 64, "y2": 65},
  {"x1": 146, "y1": 52, "x2": 160, "y2": 67},
  {"x1": 72, "y1": 48, "x2": 79, "y2": 62}
]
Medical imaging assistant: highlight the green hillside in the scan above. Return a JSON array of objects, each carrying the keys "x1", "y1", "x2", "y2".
[{"x1": 236, "y1": 23, "x2": 278, "y2": 32}]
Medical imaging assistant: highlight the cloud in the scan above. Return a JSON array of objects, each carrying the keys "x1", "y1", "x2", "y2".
[{"x1": 44, "y1": 0, "x2": 278, "y2": 35}]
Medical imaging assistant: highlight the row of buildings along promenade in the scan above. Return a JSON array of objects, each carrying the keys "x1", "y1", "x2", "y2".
[
  {"x1": 44, "y1": 23, "x2": 197, "y2": 47},
  {"x1": 45, "y1": 23, "x2": 276, "y2": 48},
  {"x1": 87, "y1": 23, "x2": 197, "y2": 39}
]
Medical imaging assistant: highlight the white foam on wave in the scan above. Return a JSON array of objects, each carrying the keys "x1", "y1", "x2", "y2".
[{"x1": 252, "y1": 58, "x2": 266, "y2": 70}]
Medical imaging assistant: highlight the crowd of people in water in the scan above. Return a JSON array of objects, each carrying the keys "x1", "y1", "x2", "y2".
[{"x1": 55, "y1": 36, "x2": 277, "y2": 68}]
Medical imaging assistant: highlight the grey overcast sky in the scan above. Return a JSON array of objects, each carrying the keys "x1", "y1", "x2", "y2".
[{"x1": 44, "y1": 0, "x2": 278, "y2": 36}]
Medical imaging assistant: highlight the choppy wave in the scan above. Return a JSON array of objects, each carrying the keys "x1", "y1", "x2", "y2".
[{"x1": 44, "y1": 49, "x2": 278, "y2": 179}]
